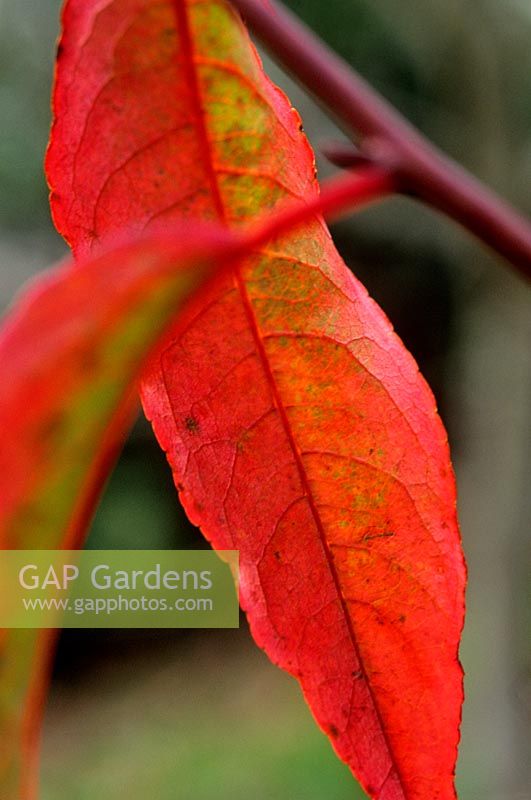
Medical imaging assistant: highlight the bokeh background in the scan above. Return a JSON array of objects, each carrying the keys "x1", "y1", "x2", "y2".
[{"x1": 1, "y1": 0, "x2": 530, "y2": 797}]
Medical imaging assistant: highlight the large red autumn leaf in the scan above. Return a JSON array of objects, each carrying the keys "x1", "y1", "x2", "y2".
[{"x1": 46, "y1": 1, "x2": 466, "y2": 798}]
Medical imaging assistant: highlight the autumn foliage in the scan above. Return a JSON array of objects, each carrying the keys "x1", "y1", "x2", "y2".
[{"x1": 0, "y1": 1, "x2": 469, "y2": 799}]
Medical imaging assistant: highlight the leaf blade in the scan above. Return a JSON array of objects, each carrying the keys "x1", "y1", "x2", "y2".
[{"x1": 46, "y1": 2, "x2": 466, "y2": 798}]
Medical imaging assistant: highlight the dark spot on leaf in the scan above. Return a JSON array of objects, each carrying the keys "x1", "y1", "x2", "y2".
[
  {"x1": 185, "y1": 416, "x2": 199, "y2": 433},
  {"x1": 362, "y1": 530, "x2": 395, "y2": 541},
  {"x1": 329, "y1": 724, "x2": 339, "y2": 738},
  {"x1": 274, "y1": 550, "x2": 281, "y2": 561},
  {"x1": 352, "y1": 669, "x2": 363, "y2": 680}
]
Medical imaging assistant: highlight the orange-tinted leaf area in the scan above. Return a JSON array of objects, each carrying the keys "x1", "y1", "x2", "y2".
[{"x1": 47, "y1": 1, "x2": 466, "y2": 798}]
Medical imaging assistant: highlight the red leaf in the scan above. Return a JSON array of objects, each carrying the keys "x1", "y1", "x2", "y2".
[{"x1": 46, "y1": 1, "x2": 466, "y2": 797}]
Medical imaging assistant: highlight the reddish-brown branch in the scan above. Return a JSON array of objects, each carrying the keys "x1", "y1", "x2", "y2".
[{"x1": 231, "y1": 0, "x2": 531, "y2": 279}]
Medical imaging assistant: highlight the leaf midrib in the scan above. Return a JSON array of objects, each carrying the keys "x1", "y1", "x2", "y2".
[{"x1": 171, "y1": 2, "x2": 407, "y2": 795}]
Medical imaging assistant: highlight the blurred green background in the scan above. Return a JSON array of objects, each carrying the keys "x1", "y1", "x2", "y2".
[{"x1": 0, "y1": 0, "x2": 530, "y2": 798}]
